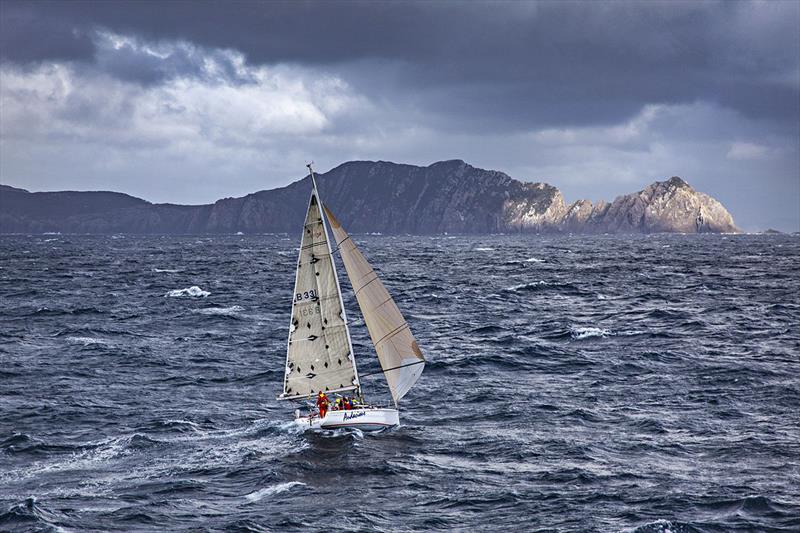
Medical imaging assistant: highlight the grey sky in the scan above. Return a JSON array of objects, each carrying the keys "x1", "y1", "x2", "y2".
[{"x1": 1, "y1": 0, "x2": 798, "y2": 230}]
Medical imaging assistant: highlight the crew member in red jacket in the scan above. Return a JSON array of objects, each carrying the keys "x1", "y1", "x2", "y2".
[{"x1": 316, "y1": 391, "x2": 330, "y2": 418}]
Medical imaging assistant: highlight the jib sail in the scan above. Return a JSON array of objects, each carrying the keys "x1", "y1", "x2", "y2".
[{"x1": 324, "y1": 205, "x2": 425, "y2": 405}]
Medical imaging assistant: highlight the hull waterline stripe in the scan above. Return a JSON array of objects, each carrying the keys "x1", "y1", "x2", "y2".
[{"x1": 320, "y1": 422, "x2": 395, "y2": 429}]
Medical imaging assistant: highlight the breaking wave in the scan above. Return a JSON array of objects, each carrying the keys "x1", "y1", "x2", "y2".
[
  {"x1": 505, "y1": 280, "x2": 548, "y2": 292},
  {"x1": 570, "y1": 325, "x2": 614, "y2": 339},
  {"x1": 245, "y1": 481, "x2": 306, "y2": 502},
  {"x1": 66, "y1": 336, "x2": 107, "y2": 346},
  {"x1": 194, "y1": 306, "x2": 244, "y2": 317},
  {"x1": 165, "y1": 286, "x2": 210, "y2": 298}
]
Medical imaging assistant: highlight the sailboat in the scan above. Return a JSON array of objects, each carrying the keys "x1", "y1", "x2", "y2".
[{"x1": 277, "y1": 164, "x2": 425, "y2": 431}]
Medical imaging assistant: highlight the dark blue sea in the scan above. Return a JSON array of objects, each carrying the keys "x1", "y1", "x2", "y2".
[{"x1": 1, "y1": 233, "x2": 798, "y2": 532}]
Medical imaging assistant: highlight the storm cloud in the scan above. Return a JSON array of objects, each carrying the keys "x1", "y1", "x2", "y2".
[{"x1": 1, "y1": 0, "x2": 798, "y2": 230}]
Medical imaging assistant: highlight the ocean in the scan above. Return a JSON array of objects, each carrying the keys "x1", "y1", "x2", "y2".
[{"x1": 1, "y1": 233, "x2": 798, "y2": 532}]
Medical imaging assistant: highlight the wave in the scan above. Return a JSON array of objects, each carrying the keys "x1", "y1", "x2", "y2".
[
  {"x1": 0, "y1": 434, "x2": 138, "y2": 484},
  {"x1": 469, "y1": 325, "x2": 508, "y2": 334},
  {"x1": 165, "y1": 286, "x2": 210, "y2": 298},
  {"x1": 0, "y1": 433, "x2": 78, "y2": 456},
  {"x1": 161, "y1": 419, "x2": 203, "y2": 432},
  {"x1": 0, "y1": 497, "x2": 71, "y2": 532},
  {"x1": 66, "y1": 336, "x2": 107, "y2": 346},
  {"x1": 31, "y1": 306, "x2": 103, "y2": 316},
  {"x1": 135, "y1": 419, "x2": 205, "y2": 435},
  {"x1": 630, "y1": 519, "x2": 701, "y2": 533},
  {"x1": 245, "y1": 481, "x2": 306, "y2": 502},
  {"x1": 505, "y1": 280, "x2": 548, "y2": 292},
  {"x1": 570, "y1": 325, "x2": 614, "y2": 340},
  {"x1": 194, "y1": 305, "x2": 244, "y2": 317},
  {"x1": 127, "y1": 433, "x2": 166, "y2": 450}
]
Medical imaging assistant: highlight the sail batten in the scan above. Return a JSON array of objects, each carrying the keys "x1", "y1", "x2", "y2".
[{"x1": 323, "y1": 205, "x2": 425, "y2": 405}]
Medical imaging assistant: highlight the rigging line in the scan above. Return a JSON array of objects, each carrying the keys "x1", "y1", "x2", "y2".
[{"x1": 357, "y1": 360, "x2": 424, "y2": 379}]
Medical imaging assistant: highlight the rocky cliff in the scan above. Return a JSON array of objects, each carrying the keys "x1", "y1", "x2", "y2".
[
  {"x1": 0, "y1": 161, "x2": 739, "y2": 234},
  {"x1": 565, "y1": 177, "x2": 738, "y2": 234}
]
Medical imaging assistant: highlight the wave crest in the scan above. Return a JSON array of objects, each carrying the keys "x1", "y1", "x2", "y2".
[
  {"x1": 194, "y1": 306, "x2": 244, "y2": 317},
  {"x1": 165, "y1": 286, "x2": 210, "y2": 298},
  {"x1": 570, "y1": 325, "x2": 614, "y2": 340},
  {"x1": 245, "y1": 481, "x2": 306, "y2": 502}
]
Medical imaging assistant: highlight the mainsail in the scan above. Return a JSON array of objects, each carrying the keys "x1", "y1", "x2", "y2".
[
  {"x1": 280, "y1": 188, "x2": 359, "y2": 400},
  {"x1": 324, "y1": 206, "x2": 425, "y2": 405}
]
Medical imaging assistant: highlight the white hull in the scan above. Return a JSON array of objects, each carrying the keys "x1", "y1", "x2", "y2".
[{"x1": 294, "y1": 407, "x2": 399, "y2": 431}]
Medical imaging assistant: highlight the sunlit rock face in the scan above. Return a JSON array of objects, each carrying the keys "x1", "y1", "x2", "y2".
[
  {"x1": 502, "y1": 183, "x2": 567, "y2": 232},
  {"x1": 561, "y1": 199, "x2": 595, "y2": 232},
  {"x1": 1, "y1": 163, "x2": 738, "y2": 234},
  {"x1": 583, "y1": 177, "x2": 739, "y2": 234}
]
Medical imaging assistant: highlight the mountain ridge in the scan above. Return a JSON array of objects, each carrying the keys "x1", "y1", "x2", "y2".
[{"x1": 0, "y1": 160, "x2": 739, "y2": 234}]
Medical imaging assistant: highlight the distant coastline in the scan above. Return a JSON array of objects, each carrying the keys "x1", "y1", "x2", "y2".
[{"x1": 1, "y1": 160, "x2": 739, "y2": 235}]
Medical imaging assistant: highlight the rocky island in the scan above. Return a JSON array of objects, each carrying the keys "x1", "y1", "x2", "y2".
[{"x1": 0, "y1": 160, "x2": 738, "y2": 234}]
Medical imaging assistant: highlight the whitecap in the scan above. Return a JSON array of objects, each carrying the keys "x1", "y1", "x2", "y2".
[
  {"x1": 194, "y1": 306, "x2": 244, "y2": 316},
  {"x1": 506, "y1": 280, "x2": 548, "y2": 291},
  {"x1": 66, "y1": 336, "x2": 107, "y2": 346},
  {"x1": 474, "y1": 247, "x2": 495, "y2": 251},
  {"x1": 153, "y1": 268, "x2": 181, "y2": 273},
  {"x1": 165, "y1": 286, "x2": 210, "y2": 298},
  {"x1": 524, "y1": 257, "x2": 545, "y2": 263},
  {"x1": 245, "y1": 481, "x2": 306, "y2": 502},
  {"x1": 161, "y1": 419, "x2": 203, "y2": 433},
  {"x1": 570, "y1": 326, "x2": 613, "y2": 340}
]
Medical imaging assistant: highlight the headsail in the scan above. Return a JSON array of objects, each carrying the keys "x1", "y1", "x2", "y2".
[
  {"x1": 280, "y1": 187, "x2": 359, "y2": 400},
  {"x1": 324, "y1": 206, "x2": 425, "y2": 405}
]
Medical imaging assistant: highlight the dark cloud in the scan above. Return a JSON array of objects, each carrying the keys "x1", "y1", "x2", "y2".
[
  {"x1": 2, "y1": 1, "x2": 797, "y2": 129},
  {"x1": 0, "y1": 2, "x2": 94, "y2": 63}
]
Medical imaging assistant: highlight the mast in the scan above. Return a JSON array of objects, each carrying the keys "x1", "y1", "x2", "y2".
[{"x1": 307, "y1": 163, "x2": 362, "y2": 398}]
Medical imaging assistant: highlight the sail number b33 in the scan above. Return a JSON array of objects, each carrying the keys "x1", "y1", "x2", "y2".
[{"x1": 295, "y1": 289, "x2": 318, "y2": 302}]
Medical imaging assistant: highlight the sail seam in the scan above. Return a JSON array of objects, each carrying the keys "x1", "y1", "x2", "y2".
[
  {"x1": 301, "y1": 241, "x2": 328, "y2": 250},
  {"x1": 354, "y1": 274, "x2": 380, "y2": 296},
  {"x1": 373, "y1": 322, "x2": 410, "y2": 347}
]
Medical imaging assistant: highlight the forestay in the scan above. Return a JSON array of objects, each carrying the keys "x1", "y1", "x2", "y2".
[
  {"x1": 281, "y1": 193, "x2": 359, "y2": 400},
  {"x1": 324, "y1": 206, "x2": 425, "y2": 405}
]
